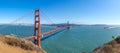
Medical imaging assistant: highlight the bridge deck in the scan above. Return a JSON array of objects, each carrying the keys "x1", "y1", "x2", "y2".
[
  {"x1": 42, "y1": 27, "x2": 65, "y2": 36},
  {"x1": 23, "y1": 27, "x2": 66, "y2": 40}
]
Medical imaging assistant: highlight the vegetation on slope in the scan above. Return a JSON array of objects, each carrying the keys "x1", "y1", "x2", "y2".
[
  {"x1": 93, "y1": 36, "x2": 120, "y2": 53},
  {"x1": 0, "y1": 34, "x2": 45, "y2": 53}
]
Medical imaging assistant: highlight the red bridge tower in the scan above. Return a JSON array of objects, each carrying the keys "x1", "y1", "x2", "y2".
[{"x1": 34, "y1": 9, "x2": 41, "y2": 47}]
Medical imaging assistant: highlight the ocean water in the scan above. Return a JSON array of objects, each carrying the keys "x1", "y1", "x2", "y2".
[{"x1": 0, "y1": 25, "x2": 120, "y2": 53}]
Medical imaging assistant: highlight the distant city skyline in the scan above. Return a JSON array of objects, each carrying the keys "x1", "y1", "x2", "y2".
[{"x1": 0, "y1": 0, "x2": 120, "y2": 25}]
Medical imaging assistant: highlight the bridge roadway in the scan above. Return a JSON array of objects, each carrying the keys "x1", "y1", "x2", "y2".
[{"x1": 22, "y1": 27, "x2": 67, "y2": 40}]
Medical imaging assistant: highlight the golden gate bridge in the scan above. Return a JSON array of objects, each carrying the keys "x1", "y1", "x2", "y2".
[{"x1": 0, "y1": 9, "x2": 71, "y2": 48}]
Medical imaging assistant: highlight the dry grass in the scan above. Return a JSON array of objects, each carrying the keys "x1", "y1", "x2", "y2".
[
  {"x1": 101, "y1": 45, "x2": 114, "y2": 53},
  {"x1": 93, "y1": 36, "x2": 120, "y2": 53},
  {"x1": 0, "y1": 34, "x2": 45, "y2": 53},
  {"x1": 4, "y1": 36, "x2": 36, "y2": 50}
]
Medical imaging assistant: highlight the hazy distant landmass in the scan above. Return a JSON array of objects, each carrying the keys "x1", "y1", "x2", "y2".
[
  {"x1": 2, "y1": 22, "x2": 120, "y2": 27},
  {"x1": 0, "y1": 23, "x2": 110, "y2": 26}
]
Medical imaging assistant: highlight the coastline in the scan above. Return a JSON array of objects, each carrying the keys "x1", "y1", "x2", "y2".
[{"x1": 93, "y1": 36, "x2": 120, "y2": 53}]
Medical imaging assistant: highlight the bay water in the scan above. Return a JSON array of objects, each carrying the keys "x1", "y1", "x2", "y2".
[{"x1": 0, "y1": 25, "x2": 120, "y2": 53}]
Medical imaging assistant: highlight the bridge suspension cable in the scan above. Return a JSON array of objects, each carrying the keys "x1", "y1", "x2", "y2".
[
  {"x1": 40, "y1": 10, "x2": 55, "y2": 24},
  {"x1": 0, "y1": 10, "x2": 34, "y2": 30}
]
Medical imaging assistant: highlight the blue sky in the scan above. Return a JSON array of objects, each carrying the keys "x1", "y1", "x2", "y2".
[{"x1": 0, "y1": 0, "x2": 120, "y2": 25}]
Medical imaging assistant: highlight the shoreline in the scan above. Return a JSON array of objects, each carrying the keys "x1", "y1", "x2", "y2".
[{"x1": 93, "y1": 36, "x2": 120, "y2": 53}]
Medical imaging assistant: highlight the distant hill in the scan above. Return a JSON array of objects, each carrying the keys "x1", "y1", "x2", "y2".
[{"x1": 0, "y1": 23, "x2": 109, "y2": 26}]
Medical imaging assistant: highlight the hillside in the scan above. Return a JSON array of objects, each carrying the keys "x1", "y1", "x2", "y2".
[
  {"x1": 0, "y1": 34, "x2": 45, "y2": 53},
  {"x1": 93, "y1": 36, "x2": 120, "y2": 53}
]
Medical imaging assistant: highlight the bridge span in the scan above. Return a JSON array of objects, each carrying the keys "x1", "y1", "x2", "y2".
[{"x1": 22, "y1": 9, "x2": 71, "y2": 48}]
